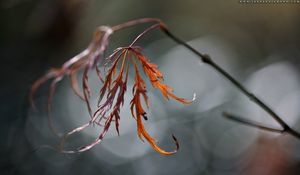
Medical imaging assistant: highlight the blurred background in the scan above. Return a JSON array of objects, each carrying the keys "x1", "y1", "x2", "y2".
[{"x1": 1, "y1": 0, "x2": 300, "y2": 174}]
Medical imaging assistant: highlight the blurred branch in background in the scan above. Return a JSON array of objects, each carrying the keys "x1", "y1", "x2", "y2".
[{"x1": 224, "y1": 112, "x2": 300, "y2": 139}]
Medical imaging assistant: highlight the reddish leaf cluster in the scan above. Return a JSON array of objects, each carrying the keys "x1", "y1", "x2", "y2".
[
  {"x1": 130, "y1": 47, "x2": 191, "y2": 154},
  {"x1": 30, "y1": 22, "x2": 192, "y2": 155}
]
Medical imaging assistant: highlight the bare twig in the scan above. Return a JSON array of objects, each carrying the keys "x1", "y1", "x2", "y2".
[
  {"x1": 223, "y1": 112, "x2": 283, "y2": 133},
  {"x1": 223, "y1": 112, "x2": 300, "y2": 139},
  {"x1": 157, "y1": 23, "x2": 300, "y2": 140}
]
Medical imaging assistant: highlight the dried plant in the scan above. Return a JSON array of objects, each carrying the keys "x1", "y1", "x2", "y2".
[
  {"x1": 30, "y1": 18, "x2": 300, "y2": 155},
  {"x1": 30, "y1": 19, "x2": 192, "y2": 154}
]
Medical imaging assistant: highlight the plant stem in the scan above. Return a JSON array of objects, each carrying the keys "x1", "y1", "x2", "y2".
[
  {"x1": 107, "y1": 18, "x2": 300, "y2": 139},
  {"x1": 111, "y1": 18, "x2": 161, "y2": 31},
  {"x1": 129, "y1": 24, "x2": 160, "y2": 47},
  {"x1": 223, "y1": 112, "x2": 284, "y2": 133},
  {"x1": 223, "y1": 112, "x2": 300, "y2": 139},
  {"x1": 159, "y1": 25, "x2": 300, "y2": 140}
]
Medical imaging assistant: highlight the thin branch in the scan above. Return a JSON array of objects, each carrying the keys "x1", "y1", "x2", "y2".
[
  {"x1": 223, "y1": 112, "x2": 283, "y2": 133},
  {"x1": 223, "y1": 112, "x2": 300, "y2": 139},
  {"x1": 111, "y1": 18, "x2": 161, "y2": 31},
  {"x1": 129, "y1": 24, "x2": 160, "y2": 47},
  {"x1": 157, "y1": 23, "x2": 300, "y2": 140}
]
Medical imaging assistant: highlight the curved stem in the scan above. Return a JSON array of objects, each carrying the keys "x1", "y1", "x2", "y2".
[
  {"x1": 159, "y1": 25, "x2": 300, "y2": 140},
  {"x1": 111, "y1": 18, "x2": 161, "y2": 31},
  {"x1": 129, "y1": 24, "x2": 160, "y2": 47}
]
